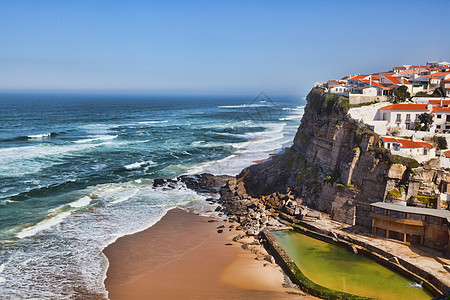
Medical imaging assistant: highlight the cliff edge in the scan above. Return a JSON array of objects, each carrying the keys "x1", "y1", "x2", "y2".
[{"x1": 238, "y1": 88, "x2": 449, "y2": 228}]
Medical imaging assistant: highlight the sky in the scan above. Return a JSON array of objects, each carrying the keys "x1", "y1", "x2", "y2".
[{"x1": 1, "y1": 0, "x2": 449, "y2": 95}]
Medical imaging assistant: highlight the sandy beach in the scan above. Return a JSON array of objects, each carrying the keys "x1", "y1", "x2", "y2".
[{"x1": 104, "y1": 208, "x2": 311, "y2": 299}]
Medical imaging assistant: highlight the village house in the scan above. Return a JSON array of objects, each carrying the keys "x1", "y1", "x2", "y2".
[
  {"x1": 370, "y1": 202, "x2": 450, "y2": 250},
  {"x1": 440, "y1": 150, "x2": 450, "y2": 169},
  {"x1": 431, "y1": 106, "x2": 450, "y2": 133},
  {"x1": 440, "y1": 78, "x2": 450, "y2": 97},
  {"x1": 376, "y1": 103, "x2": 429, "y2": 132},
  {"x1": 328, "y1": 83, "x2": 350, "y2": 95},
  {"x1": 381, "y1": 136, "x2": 435, "y2": 163}
]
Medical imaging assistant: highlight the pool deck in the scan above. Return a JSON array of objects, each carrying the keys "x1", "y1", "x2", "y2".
[{"x1": 283, "y1": 214, "x2": 450, "y2": 295}]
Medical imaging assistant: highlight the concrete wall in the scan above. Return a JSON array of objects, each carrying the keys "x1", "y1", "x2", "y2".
[{"x1": 349, "y1": 94, "x2": 388, "y2": 105}]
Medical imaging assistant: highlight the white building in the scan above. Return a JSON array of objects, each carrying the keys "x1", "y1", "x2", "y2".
[
  {"x1": 431, "y1": 106, "x2": 450, "y2": 133},
  {"x1": 440, "y1": 150, "x2": 450, "y2": 168},
  {"x1": 441, "y1": 78, "x2": 450, "y2": 97},
  {"x1": 329, "y1": 84, "x2": 350, "y2": 95},
  {"x1": 376, "y1": 103, "x2": 430, "y2": 132},
  {"x1": 360, "y1": 87, "x2": 378, "y2": 96},
  {"x1": 381, "y1": 136, "x2": 436, "y2": 163}
]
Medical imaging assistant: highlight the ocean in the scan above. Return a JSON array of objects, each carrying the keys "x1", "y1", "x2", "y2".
[{"x1": 0, "y1": 92, "x2": 305, "y2": 298}]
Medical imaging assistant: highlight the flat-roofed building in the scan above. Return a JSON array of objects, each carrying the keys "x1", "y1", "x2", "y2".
[{"x1": 370, "y1": 202, "x2": 450, "y2": 251}]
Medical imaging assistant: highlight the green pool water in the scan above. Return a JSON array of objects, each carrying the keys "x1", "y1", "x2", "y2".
[{"x1": 271, "y1": 230, "x2": 434, "y2": 300}]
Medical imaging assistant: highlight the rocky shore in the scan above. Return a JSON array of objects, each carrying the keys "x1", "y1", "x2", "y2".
[
  {"x1": 147, "y1": 88, "x2": 450, "y2": 297},
  {"x1": 150, "y1": 170, "x2": 448, "y2": 297}
]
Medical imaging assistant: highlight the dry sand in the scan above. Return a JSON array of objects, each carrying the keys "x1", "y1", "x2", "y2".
[{"x1": 104, "y1": 208, "x2": 312, "y2": 299}]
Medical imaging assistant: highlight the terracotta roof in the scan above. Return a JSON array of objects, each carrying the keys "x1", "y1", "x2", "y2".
[
  {"x1": 429, "y1": 100, "x2": 450, "y2": 105},
  {"x1": 348, "y1": 75, "x2": 369, "y2": 81},
  {"x1": 432, "y1": 106, "x2": 450, "y2": 112},
  {"x1": 381, "y1": 136, "x2": 434, "y2": 149},
  {"x1": 416, "y1": 141, "x2": 435, "y2": 148},
  {"x1": 381, "y1": 136, "x2": 397, "y2": 143},
  {"x1": 379, "y1": 104, "x2": 428, "y2": 111},
  {"x1": 394, "y1": 66, "x2": 406, "y2": 70},
  {"x1": 382, "y1": 75, "x2": 411, "y2": 85},
  {"x1": 443, "y1": 78, "x2": 450, "y2": 83},
  {"x1": 371, "y1": 82, "x2": 390, "y2": 90},
  {"x1": 432, "y1": 72, "x2": 450, "y2": 78},
  {"x1": 442, "y1": 150, "x2": 450, "y2": 158}
]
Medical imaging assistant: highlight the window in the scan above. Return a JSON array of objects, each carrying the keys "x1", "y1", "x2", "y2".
[
  {"x1": 396, "y1": 114, "x2": 401, "y2": 123},
  {"x1": 427, "y1": 216, "x2": 440, "y2": 225},
  {"x1": 389, "y1": 210, "x2": 405, "y2": 219},
  {"x1": 446, "y1": 125, "x2": 450, "y2": 130},
  {"x1": 406, "y1": 114, "x2": 411, "y2": 122},
  {"x1": 437, "y1": 114, "x2": 442, "y2": 119},
  {"x1": 372, "y1": 207, "x2": 385, "y2": 215},
  {"x1": 387, "y1": 143, "x2": 391, "y2": 149},
  {"x1": 424, "y1": 148, "x2": 428, "y2": 155},
  {"x1": 407, "y1": 214, "x2": 423, "y2": 221},
  {"x1": 382, "y1": 113, "x2": 387, "y2": 121},
  {"x1": 446, "y1": 115, "x2": 450, "y2": 122},
  {"x1": 437, "y1": 125, "x2": 441, "y2": 129}
]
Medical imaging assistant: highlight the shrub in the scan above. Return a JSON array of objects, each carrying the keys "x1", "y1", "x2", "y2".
[
  {"x1": 388, "y1": 189, "x2": 402, "y2": 198},
  {"x1": 415, "y1": 195, "x2": 437, "y2": 207},
  {"x1": 432, "y1": 136, "x2": 448, "y2": 150}
]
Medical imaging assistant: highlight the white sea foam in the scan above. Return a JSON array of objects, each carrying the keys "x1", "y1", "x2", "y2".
[
  {"x1": 16, "y1": 211, "x2": 71, "y2": 239},
  {"x1": 28, "y1": 133, "x2": 52, "y2": 139},
  {"x1": 73, "y1": 135, "x2": 117, "y2": 144},
  {"x1": 0, "y1": 136, "x2": 126, "y2": 176},
  {"x1": 218, "y1": 103, "x2": 269, "y2": 109},
  {"x1": 137, "y1": 120, "x2": 169, "y2": 124},
  {"x1": 124, "y1": 160, "x2": 157, "y2": 170},
  {"x1": 69, "y1": 196, "x2": 92, "y2": 208}
]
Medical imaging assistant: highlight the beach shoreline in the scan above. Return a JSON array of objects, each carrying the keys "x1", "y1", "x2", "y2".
[{"x1": 103, "y1": 208, "x2": 311, "y2": 300}]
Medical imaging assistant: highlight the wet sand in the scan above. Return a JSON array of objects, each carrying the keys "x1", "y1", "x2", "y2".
[{"x1": 104, "y1": 208, "x2": 310, "y2": 299}]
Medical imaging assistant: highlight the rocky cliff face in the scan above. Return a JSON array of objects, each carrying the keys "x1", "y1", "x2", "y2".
[{"x1": 238, "y1": 88, "x2": 449, "y2": 228}]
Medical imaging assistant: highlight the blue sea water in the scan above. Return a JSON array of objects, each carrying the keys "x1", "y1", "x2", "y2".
[{"x1": 0, "y1": 93, "x2": 305, "y2": 298}]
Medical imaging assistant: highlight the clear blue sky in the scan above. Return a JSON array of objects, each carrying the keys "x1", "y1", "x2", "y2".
[{"x1": 1, "y1": 0, "x2": 449, "y2": 95}]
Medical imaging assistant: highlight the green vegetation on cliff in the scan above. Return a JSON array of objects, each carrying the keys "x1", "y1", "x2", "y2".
[{"x1": 308, "y1": 88, "x2": 349, "y2": 115}]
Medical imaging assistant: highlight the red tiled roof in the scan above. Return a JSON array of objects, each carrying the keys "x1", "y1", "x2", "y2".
[
  {"x1": 442, "y1": 150, "x2": 450, "y2": 158},
  {"x1": 416, "y1": 141, "x2": 435, "y2": 148},
  {"x1": 370, "y1": 82, "x2": 390, "y2": 90},
  {"x1": 394, "y1": 66, "x2": 406, "y2": 70},
  {"x1": 379, "y1": 104, "x2": 428, "y2": 111},
  {"x1": 348, "y1": 75, "x2": 369, "y2": 81},
  {"x1": 443, "y1": 78, "x2": 450, "y2": 83},
  {"x1": 429, "y1": 100, "x2": 450, "y2": 105},
  {"x1": 432, "y1": 72, "x2": 450, "y2": 78},
  {"x1": 432, "y1": 106, "x2": 450, "y2": 112},
  {"x1": 382, "y1": 137, "x2": 434, "y2": 149},
  {"x1": 381, "y1": 136, "x2": 397, "y2": 143},
  {"x1": 382, "y1": 75, "x2": 411, "y2": 85}
]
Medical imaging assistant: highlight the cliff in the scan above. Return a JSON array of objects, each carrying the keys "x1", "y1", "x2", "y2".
[{"x1": 238, "y1": 88, "x2": 450, "y2": 228}]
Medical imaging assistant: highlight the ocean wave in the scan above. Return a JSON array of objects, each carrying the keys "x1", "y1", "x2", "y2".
[
  {"x1": 73, "y1": 135, "x2": 118, "y2": 144},
  {"x1": 28, "y1": 132, "x2": 56, "y2": 139},
  {"x1": 0, "y1": 181, "x2": 210, "y2": 298},
  {"x1": 16, "y1": 210, "x2": 71, "y2": 239},
  {"x1": 69, "y1": 196, "x2": 92, "y2": 208},
  {"x1": 218, "y1": 103, "x2": 270, "y2": 109},
  {"x1": 137, "y1": 120, "x2": 169, "y2": 125},
  {"x1": 124, "y1": 160, "x2": 157, "y2": 170},
  {"x1": 0, "y1": 137, "x2": 123, "y2": 177}
]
